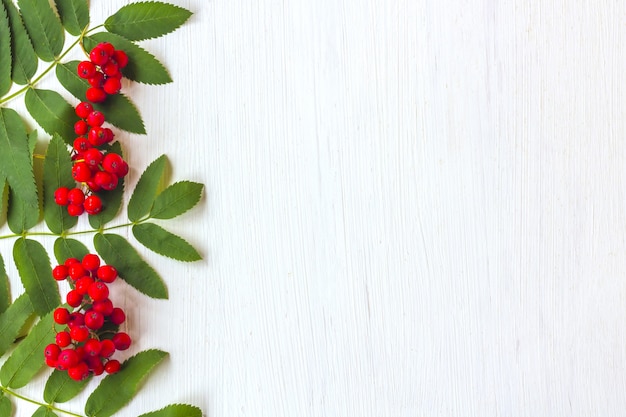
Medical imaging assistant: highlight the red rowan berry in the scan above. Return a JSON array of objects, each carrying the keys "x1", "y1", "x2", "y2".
[
  {"x1": 65, "y1": 258, "x2": 80, "y2": 267},
  {"x1": 66, "y1": 289, "x2": 83, "y2": 307},
  {"x1": 90, "y1": 44, "x2": 111, "y2": 66},
  {"x1": 67, "y1": 204, "x2": 84, "y2": 217},
  {"x1": 110, "y1": 307, "x2": 126, "y2": 325},
  {"x1": 68, "y1": 362, "x2": 90, "y2": 381},
  {"x1": 44, "y1": 344, "x2": 61, "y2": 360},
  {"x1": 77, "y1": 61, "x2": 96, "y2": 79},
  {"x1": 88, "y1": 72, "x2": 105, "y2": 88},
  {"x1": 57, "y1": 349, "x2": 79, "y2": 369},
  {"x1": 102, "y1": 153, "x2": 126, "y2": 176},
  {"x1": 82, "y1": 254, "x2": 101, "y2": 271},
  {"x1": 113, "y1": 50, "x2": 128, "y2": 68},
  {"x1": 86, "y1": 87, "x2": 107, "y2": 103},
  {"x1": 54, "y1": 307, "x2": 71, "y2": 325},
  {"x1": 85, "y1": 310, "x2": 105, "y2": 330},
  {"x1": 104, "y1": 359, "x2": 121, "y2": 374},
  {"x1": 54, "y1": 187, "x2": 70, "y2": 206},
  {"x1": 75, "y1": 276, "x2": 94, "y2": 295},
  {"x1": 73, "y1": 136, "x2": 92, "y2": 153},
  {"x1": 96, "y1": 265, "x2": 117, "y2": 283},
  {"x1": 72, "y1": 162, "x2": 93, "y2": 182},
  {"x1": 89, "y1": 357, "x2": 105, "y2": 376},
  {"x1": 70, "y1": 325, "x2": 89, "y2": 343},
  {"x1": 101, "y1": 127, "x2": 115, "y2": 143},
  {"x1": 100, "y1": 42, "x2": 115, "y2": 57},
  {"x1": 75, "y1": 102, "x2": 93, "y2": 118},
  {"x1": 83, "y1": 148, "x2": 103, "y2": 168},
  {"x1": 99, "y1": 339, "x2": 116, "y2": 358},
  {"x1": 88, "y1": 281, "x2": 109, "y2": 301},
  {"x1": 94, "y1": 171, "x2": 119, "y2": 191},
  {"x1": 84, "y1": 195, "x2": 103, "y2": 215},
  {"x1": 67, "y1": 312, "x2": 85, "y2": 328},
  {"x1": 88, "y1": 126, "x2": 107, "y2": 146},
  {"x1": 103, "y1": 62, "x2": 120, "y2": 78},
  {"x1": 68, "y1": 263, "x2": 87, "y2": 280},
  {"x1": 55, "y1": 331, "x2": 72, "y2": 348},
  {"x1": 74, "y1": 120, "x2": 89, "y2": 135},
  {"x1": 87, "y1": 111, "x2": 105, "y2": 127},
  {"x1": 112, "y1": 332, "x2": 131, "y2": 350},
  {"x1": 67, "y1": 188, "x2": 85, "y2": 205},
  {"x1": 93, "y1": 298, "x2": 114, "y2": 315},
  {"x1": 52, "y1": 264, "x2": 68, "y2": 280}
]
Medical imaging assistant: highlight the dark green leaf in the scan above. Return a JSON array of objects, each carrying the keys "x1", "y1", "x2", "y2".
[
  {"x1": 13, "y1": 238, "x2": 59, "y2": 316},
  {"x1": 105, "y1": 1, "x2": 192, "y2": 41},
  {"x1": 1, "y1": 0, "x2": 37, "y2": 84},
  {"x1": 0, "y1": 108, "x2": 38, "y2": 208},
  {"x1": 139, "y1": 404, "x2": 203, "y2": 417},
  {"x1": 94, "y1": 233, "x2": 167, "y2": 299},
  {"x1": 17, "y1": 0, "x2": 64, "y2": 61},
  {"x1": 0, "y1": 253, "x2": 9, "y2": 314},
  {"x1": 133, "y1": 223, "x2": 201, "y2": 262},
  {"x1": 83, "y1": 33, "x2": 172, "y2": 85},
  {"x1": 44, "y1": 370, "x2": 90, "y2": 403},
  {"x1": 151, "y1": 181, "x2": 203, "y2": 219},
  {"x1": 7, "y1": 186, "x2": 40, "y2": 233},
  {"x1": 32, "y1": 406, "x2": 58, "y2": 417},
  {"x1": 25, "y1": 88, "x2": 75, "y2": 143},
  {"x1": 0, "y1": 310, "x2": 55, "y2": 388},
  {"x1": 56, "y1": 61, "x2": 146, "y2": 134},
  {"x1": 89, "y1": 142, "x2": 124, "y2": 229},
  {"x1": 54, "y1": 0, "x2": 88, "y2": 36},
  {"x1": 0, "y1": 175, "x2": 6, "y2": 226},
  {"x1": 128, "y1": 154, "x2": 167, "y2": 221},
  {"x1": 43, "y1": 134, "x2": 77, "y2": 233},
  {"x1": 0, "y1": 1, "x2": 12, "y2": 96},
  {"x1": 85, "y1": 349, "x2": 168, "y2": 417},
  {"x1": 54, "y1": 237, "x2": 89, "y2": 263},
  {"x1": 0, "y1": 294, "x2": 34, "y2": 357},
  {"x1": 28, "y1": 129, "x2": 37, "y2": 157}
]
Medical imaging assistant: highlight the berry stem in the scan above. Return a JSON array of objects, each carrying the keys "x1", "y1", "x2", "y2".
[{"x1": 0, "y1": 385, "x2": 85, "y2": 417}]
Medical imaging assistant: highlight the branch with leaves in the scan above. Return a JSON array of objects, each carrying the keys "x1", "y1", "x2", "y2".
[{"x1": 0, "y1": 1, "x2": 205, "y2": 416}]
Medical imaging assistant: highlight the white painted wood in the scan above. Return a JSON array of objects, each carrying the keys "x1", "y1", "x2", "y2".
[{"x1": 3, "y1": 0, "x2": 626, "y2": 415}]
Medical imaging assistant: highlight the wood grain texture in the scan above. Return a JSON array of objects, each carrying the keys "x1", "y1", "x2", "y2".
[{"x1": 2, "y1": 0, "x2": 626, "y2": 416}]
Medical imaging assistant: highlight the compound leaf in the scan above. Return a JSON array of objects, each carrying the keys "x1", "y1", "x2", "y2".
[
  {"x1": 133, "y1": 223, "x2": 201, "y2": 262},
  {"x1": 128, "y1": 154, "x2": 167, "y2": 221},
  {"x1": 54, "y1": 0, "x2": 88, "y2": 36},
  {"x1": 150, "y1": 181, "x2": 203, "y2": 219},
  {"x1": 138, "y1": 404, "x2": 203, "y2": 417},
  {"x1": 85, "y1": 349, "x2": 168, "y2": 417},
  {"x1": 44, "y1": 370, "x2": 90, "y2": 403},
  {"x1": 56, "y1": 61, "x2": 146, "y2": 134},
  {"x1": 105, "y1": 1, "x2": 192, "y2": 41},
  {"x1": 54, "y1": 237, "x2": 89, "y2": 264},
  {"x1": 13, "y1": 238, "x2": 59, "y2": 316},
  {"x1": 89, "y1": 142, "x2": 124, "y2": 229},
  {"x1": 0, "y1": 108, "x2": 38, "y2": 208},
  {"x1": 0, "y1": 294, "x2": 34, "y2": 357},
  {"x1": 1, "y1": 0, "x2": 37, "y2": 84},
  {"x1": 43, "y1": 134, "x2": 77, "y2": 234},
  {"x1": 25, "y1": 88, "x2": 75, "y2": 143},
  {"x1": 0, "y1": 1, "x2": 12, "y2": 97},
  {"x1": 94, "y1": 233, "x2": 167, "y2": 299},
  {"x1": 0, "y1": 309, "x2": 55, "y2": 388},
  {"x1": 17, "y1": 0, "x2": 64, "y2": 61},
  {"x1": 83, "y1": 32, "x2": 172, "y2": 85}
]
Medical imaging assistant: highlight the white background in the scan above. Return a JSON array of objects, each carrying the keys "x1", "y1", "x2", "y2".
[{"x1": 4, "y1": 0, "x2": 626, "y2": 416}]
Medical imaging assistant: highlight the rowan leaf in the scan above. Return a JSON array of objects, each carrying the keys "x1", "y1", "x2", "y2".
[
  {"x1": 56, "y1": 61, "x2": 146, "y2": 134},
  {"x1": 32, "y1": 406, "x2": 58, "y2": 417},
  {"x1": 0, "y1": 294, "x2": 34, "y2": 357},
  {"x1": 150, "y1": 181, "x2": 203, "y2": 219},
  {"x1": 17, "y1": 0, "x2": 64, "y2": 61},
  {"x1": 0, "y1": 395, "x2": 10, "y2": 417},
  {"x1": 105, "y1": 1, "x2": 192, "y2": 41},
  {"x1": 54, "y1": 237, "x2": 89, "y2": 264},
  {"x1": 83, "y1": 32, "x2": 172, "y2": 85},
  {"x1": 128, "y1": 154, "x2": 167, "y2": 221},
  {"x1": 54, "y1": 0, "x2": 88, "y2": 36},
  {"x1": 1, "y1": 0, "x2": 37, "y2": 84},
  {"x1": 7, "y1": 186, "x2": 40, "y2": 233},
  {"x1": 0, "y1": 108, "x2": 38, "y2": 208},
  {"x1": 94, "y1": 233, "x2": 168, "y2": 299},
  {"x1": 85, "y1": 349, "x2": 168, "y2": 417},
  {"x1": 13, "y1": 238, "x2": 60, "y2": 316},
  {"x1": 0, "y1": 1, "x2": 12, "y2": 97},
  {"x1": 138, "y1": 404, "x2": 203, "y2": 417},
  {"x1": 89, "y1": 142, "x2": 124, "y2": 229},
  {"x1": 0, "y1": 310, "x2": 55, "y2": 388},
  {"x1": 43, "y1": 134, "x2": 77, "y2": 234},
  {"x1": 133, "y1": 223, "x2": 201, "y2": 262},
  {"x1": 44, "y1": 370, "x2": 90, "y2": 403},
  {"x1": 25, "y1": 88, "x2": 75, "y2": 143},
  {"x1": 0, "y1": 253, "x2": 9, "y2": 315}
]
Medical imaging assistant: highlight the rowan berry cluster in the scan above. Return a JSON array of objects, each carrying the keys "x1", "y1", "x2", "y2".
[
  {"x1": 78, "y1": 42, "x2": 128, "y2": 102},
  {"x1": 44, "y1": 254, "x2": 131, "y2": 381},
  {"x1": 54, "y1": 43, "x2": 130, "y2": 217}
]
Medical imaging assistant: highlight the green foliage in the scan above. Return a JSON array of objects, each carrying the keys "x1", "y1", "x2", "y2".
[
  {"x1": 151, "y1": 181, "x2": 203, "y2": 219},
  {"x1": 25, "y1": 88, "x2": 76, "y2": 143},
  {"x1": 43, "y1": 134, "x2": 77, "y2": 234},
  {"x1": 85, "y1": 349, "x2": 168, "y2": 417},
  {"x1": 128, "y1": 154, "x2": 167, "y2": 222},
  {"x1": 133, "y1": 223, "x2": 201, "y2": 262},
  {"x1": 32, "y1": 406, "x2": 58, "y2": 417},
  {"x1": 139, "y1": 404, "x2": 203, "y2": 417},
  {"x1": 13, "y1": 238, "x2": 59, "y2": 316},
  {"x1": 0, "y1": 254, "x2": 9, "y2": 314},
  {"x1": 88, "y1": 142, "x2": 125, "y2": 229},
  {"x1": 94, "y1": 233, "x2": 168, "y2": 299},
  {"x1": 17, "y1": 0, "x2": 64, "y2": 62},
  {"x1": 0, "y1": 395, "x2": 11, "y2": 417},
  {"x1": 0, "y1": 2, "x2": 12, "y2": 97},
  {"x1": 44, "y1": 369, "x2": 90, "y2": 403},
  {"x1": 54, "y1": 0, "x2": 89, "y2": 36},
  {"x1": 105, "y1": 1, "x2": 192, "y2": 41},
  {"x1": 53, "y1": 237, "x2": 89, "y2": 263},
  {"x1": 1, "y1": 0, "x2": 37, "y2": 84},
  {"x1": 0, "y1": 294, "x2": 34, "y2": 357}
]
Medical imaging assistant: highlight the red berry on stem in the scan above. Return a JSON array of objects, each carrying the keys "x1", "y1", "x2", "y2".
[
  {"x1": 55, "y1": 331, "x2": 72, "y2": 348},
  {"x1": 44, "y1": 344, "x2": 61, "y2": 360},
  {"x1": 70, "y1": 325, "x2": 90, "y2": 343},
  {"x1": 68, "y1": 312, "x2": 85, "y2": 328},
  {"x1": 73, "y1": 137, "x2": 92, "y2": 153},
  {"x1": 96, "y1": 265, "x2": 117, "y2": 283},
  {"x1": 68, "y1": 263, "x2": 87, "y2": 280},
  {"x1": 54, "y1": 187, "x2": 70, "y2": 206},
  {"x1": 83, "y1": 148, "x2": 103, "y2": 168},
  {"x1": 72, "y1": 162, "x2": 93, "y2": 182},
  {"x1": 74, "y1": 120, "x2": 89, "y2": 135},
  {"x1": 110, "y1": 307, "x2": 126, "y2": 325},
  {"x1": 52, "y1": 264, "x2": 68, "y2": 280},
  {"x1": 67, "y1": 188, "x2": 85, "y2": 205},
  {"x1": 68, "y1": 362, "x2": 90, "y2": 381},
  {"x1": 88, "y1": 126, "x2": 107, "y2": 146},
  {"x1": 67, "y1": 204, "x2": 84, "y2": 217},
  {"x1": 86, "y1": 87, "x2": 107, "y2": 103},
  {"x1": 77, "y1": 61, "x2": 96, "y2": 79},
  {"x1": 75, "y1": 276, "x2": 95, "y2": 295},
  {"x1": 82, "y1": 254, "x2": 101, "y2": 271},
  {"x1": 113, "y1": 50, "x2": 128, "y2": 68},
  {"x1": 85, "y1": 310, "x2": 105, "y2": 330},
  {"x1": 88, "y1": 72, "x2": 105, "y2": 88},
  {"x1": 58, "y1": 349, "x2": 79, "y2": 369},
  {"x1": 93, "y1": 298, "x2": 114, "y2": 315},
  {"x1": 84, "y1": 195, "x2": 103, "y2": 215},
  {"x1": 104, "y1": 359, "x2": 121, "y2": 374},
  {"x1": 75, "y1": 102, "x2": 93, "y2": 118},
  {"x1": 88, "y1": 281, "x2": 109, "y2": 301},
  {"x1": 90, "y1": 44, "x2": 110, "y2": 66},
  {"x1": 66, "y1": 289, "x2": 83, "y2": 308},
  {"x1": 112, "y1": 332, "x2": 131, "y2": 350},
  {"x1": 100, "y1": 339, "x2": 116, "y2": 358},
  {"x1": 87, "y1": 111, "x2": 105, "y2": 127},
  {"x1": 54, "y1": 307, "x2": 71, "y2": 325}
]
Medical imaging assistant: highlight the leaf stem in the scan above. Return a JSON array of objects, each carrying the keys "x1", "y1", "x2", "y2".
[
  {"x1": 0, "y1": 386, "x2": 85, "y2": 417},
  {"x1": 0, "y1": 219, "x2": 148, "y2": 241}
]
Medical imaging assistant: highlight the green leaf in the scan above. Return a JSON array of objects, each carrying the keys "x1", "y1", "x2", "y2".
[
  {"x1": 0, "y1": 395, "x2": 11, "y2": 417},
  {"x1": 54, "y1": 0, "x2": 88, "y2": 36},
  {"x1": 0, "y1": 108, "x2": 38, "y2": 208},
  {"x1": 7, "y1": 186, "x2": 40, "y2": 233},
  {"x1": 0, "y1": 253, "x2": 9, "y2": 315},
  {"x1": 17, "y1": 0, "x2": 64, "y2": 61},
  {"x1": 94, "y1": 233, "x2": 167, "y2": 299},
  {"x1": 56, "y1": 61, "x2": 146, "y2": 134},
  {"x1": 13, "y1": 238, "x2": 60, "y2": 316},
  {"x1": 43, "y1": 134, "x2": 77, "y2": 234},
  {"x1": 128, "y1": 154, "x2": 167, "y2": 221},
  {"x1": 0, "y1": 294, "x2": 34, "y2": 357},
  {"x1": 25, "y1": 88, "x2": 75, "y2": 143},
  {"x1": 0, "y1": 310, "x2": 55, "y2": 388},
  {"x1": 1, "y1": 0, "x2": 37, "y2": 84},
  {"x1": 53, "y1": 237, "x2": 89, "y2": 263},
  {"x1": 133, "y1": 223, "x2": 201, "y2": 262},
  {"x1": 138, "y1": 404, "x2": 203, "y2": 417},
  {"x1": 83, "y1": 33, "x2": 172, "y2": 85},
  {"x1": 44, "y1": 369, "x2": 90, "y2": 403},
  {"x1": 151, "y1": 181, "x2": 203, "y2": 219},
  {"x1": 105, "y1": 1, "x2": 192, "y2": 41},
  {"x1": 32, "y1": 406, "x2": 58, "y2": 417},
  {"x1": 89, "y1": 142, "x2": 124, "y2": 229},
  {"x1": 0, "y1": 1, "x2": 12, "y2": 97},
  {"x1": 85, "y1": 349, "x2": 168, "y2": 417}
]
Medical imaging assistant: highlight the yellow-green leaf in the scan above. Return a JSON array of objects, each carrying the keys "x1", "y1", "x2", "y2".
[
  {"x1": 138, "y1": 404, "x2": 203, "y2": 417},
  {"x1": 0, "y1": 253, "x2": 9, "y2": 314},
  {"x1": 32, "y1": 405, "x2": 58, "y2": 417},
  {"x1": 0, "y1": 395, "x2": 11, "y2": 417},
  {"x1": 44, "y1": 369, "x2": 90, "y2": 403}
]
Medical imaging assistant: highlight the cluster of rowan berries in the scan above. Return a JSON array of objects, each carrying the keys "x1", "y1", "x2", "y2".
[
  {"x1": 54, "y1": 43, "x2": 130, "y2": 217},
  {"x1": 78, "y1": 42, "x2": 128, "y2": 102},
  {"x1": 44, "y1": 254, "x2": 131, "y2": 381}
]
